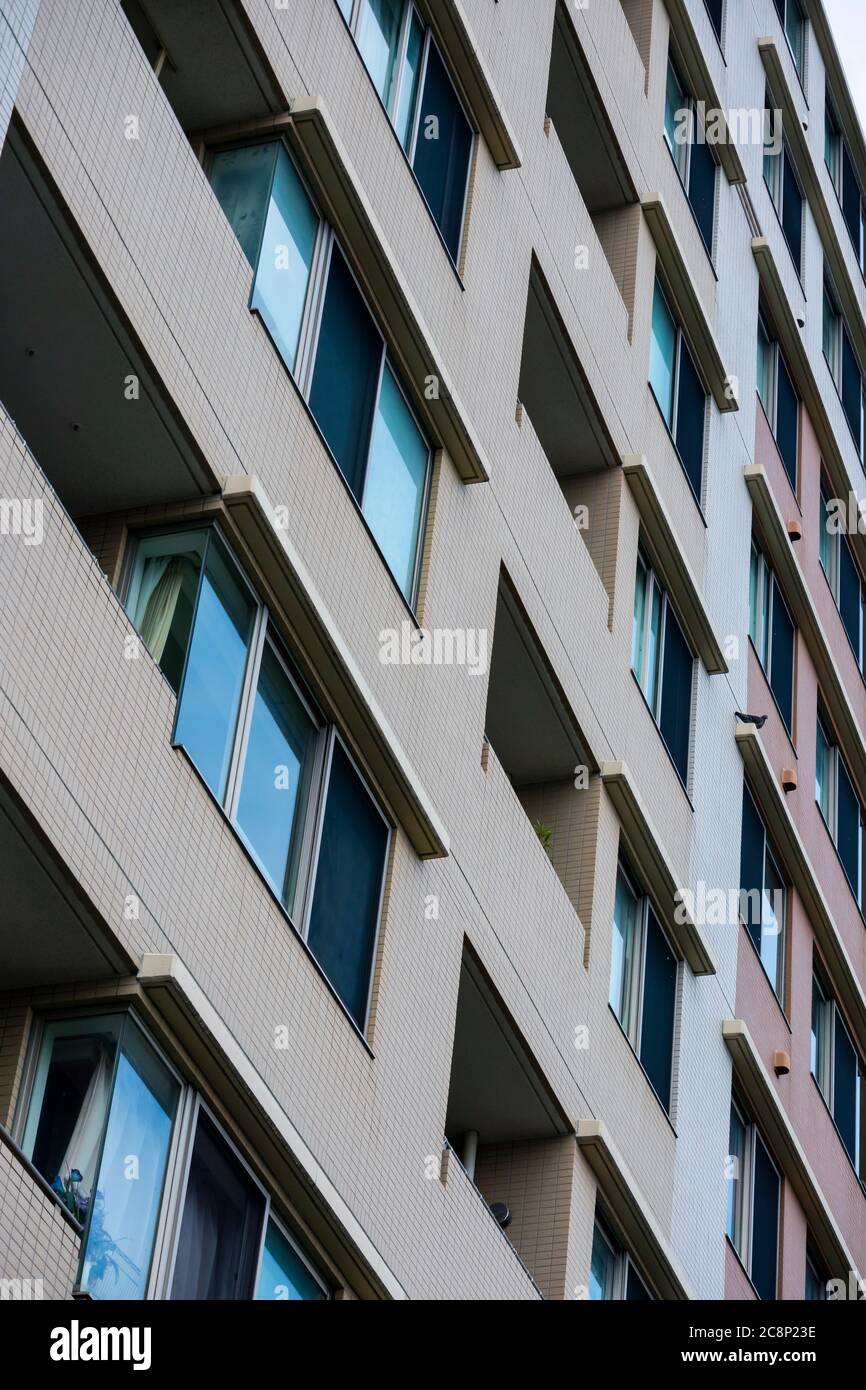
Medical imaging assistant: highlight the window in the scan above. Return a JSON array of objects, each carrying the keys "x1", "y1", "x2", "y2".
[
  {"x1": 815, "y1": 715, "x2": 865, "y2": 912},
  {"x1": 820, "y1": 485, "x2": 865, "y2": 672},
  {"x1": 208, "y1": 139, "x2": 431, "y2": 603},
  {"x1": 822, "y1": 276, "x2": 866, "y2": 460},
  {"x1": 18, "y1": 1012, "x2": 330, "y2": 1301},
  {"x1": 726, "y1": 1098, "x2": 780, "y2": 1300},
  {"x1": 825, "y1": 102, "x2": 866, "y2": 271},
  {"x1": 805, "y1": 1252, "x2": 827, "y2": 1301},
  {"x1": 739, "y1": 785, "x2": 787, "y2": 1000},
  {"x1": 704, "y1": 0, "x2": 723, "y2": 45},
  {"x1": 810, "y1": 966, "x2": 865, "y2": 1178},
  {"x1": 125, "y1": 525, "x2": 390, "y2": 1029},
  {"x1": 773, "y1": 0, "x2": 805, "y2": 79},
  {"x1": 663, "y1": 54, "x2": 717, "y2": 254},
  {"x1": 749, "y1": 540, "x2": 795, "y2": 734},
  {"x1": 648, "y1": 279, "x2": 707, "y2": 501},
  {"x1": 763, "y1": 111, "x2": 803, "y2": 275},
  {"x1": 609, "y1": 865, "x2": 678, "y2": 1112},
  {"x1": 338, "y1": 0, "x2": 473, "y2": 262},
  {"x1": 632, "y1": 550, "x2": 695, "y2": 785},
  {"x1": 589, "y1": 1217, "x2": 653, "y2": 1301},
  {"x1": 823, "y1": 282, "x2": 842, "y2": 385},
  {"x1": 756, "y1": 312, "x2": 799, "y2": 490}
]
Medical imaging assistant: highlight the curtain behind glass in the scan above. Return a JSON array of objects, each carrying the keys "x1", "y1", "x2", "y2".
[{"x1": 171, "y1": 1113, "x2": 265, "y2": 1300}]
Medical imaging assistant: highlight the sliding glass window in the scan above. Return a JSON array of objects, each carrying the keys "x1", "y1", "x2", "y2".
[
  {"x1": 208, "y1": 139, "x2": 431, "y2": 604},
  {"x1": 648, "y1": 279, "x2": 707, "y2": 501}
]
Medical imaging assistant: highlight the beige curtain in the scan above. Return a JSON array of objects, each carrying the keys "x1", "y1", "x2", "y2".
[
  {"x1": 60, "y1": 1048, "x2": 112, "y2": 1198},
  {"x1": 138, "y1": 557, "x2": 186, "y2": 663}
]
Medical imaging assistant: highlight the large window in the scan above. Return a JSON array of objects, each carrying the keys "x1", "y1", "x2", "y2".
[
  {"x1": 726, "y1": 1098, "x2": 780, "y2": 1300},
  {"x1": 811, "y1": 966, "x2": 865, "y2": 1178},
  {"x1": 125, "y1": 524, "x2": 390, "y2": 1029},
  {"x1": 589, "y1": 1216, "x2": 653, "y2": 1301},
  {"x1": 816, "y1": 715, "x2": 865, "y2": 912},
  {"x1": 18, "y1": 1012, "x2": 329, "y2": 1301},
  {"x1": 208, "y1": 139, "x2": 431, "y2": 603},
  {"x1": 756, "y1": 309, "x2": 800, "y2": 489},
  {"x1": 739, "y1": 786, "x2": 787, "y2": 1002},
  {"x1": 825, "y1": 102, "x2": 866, "y2": 271},
  {"x1": 820, "y1": 484, "x2": 865, "y2": 673},
  {"x1": 663, "y1": 53, "x2": 718, "y2": 255},
  {"x1": 609, "y1": 864, "x2": 678, "y2": 1113},
  {"x1": 749, "y1": 540, "x2": 795, "y2": 734},
  {"x1": 773, "y1": 0, "x2": 805, "y2": 79},
  {"x1": 763, "y1": 107, "x2": 804, "y2": 275},
  {"x1": 822, "y1": 279, "x2": 865, "y2": 460},
  {"x1": 649, "y1": 278, "x2": 707, "y2": 501},
  {"x1": 338, "y1": 0, "x2": 473, "y2": 262},
  {"x1": 632, "y1": 550, "x2": 695, "y2": 786}
]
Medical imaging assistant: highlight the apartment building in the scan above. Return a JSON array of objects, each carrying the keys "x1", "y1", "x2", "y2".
[{"x1": 0, "y1": 0, "x2": 864, "y2": 1305}]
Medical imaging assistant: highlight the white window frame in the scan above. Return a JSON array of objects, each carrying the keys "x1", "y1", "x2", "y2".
[
  {"x1": 823, "y1": 281, "x2": 842, "y2": 387},
  {"x1": 632, "y1": 549, "x2": 667, "y2": 720},
  {"x1": 609, "y1": 862, "x2": 679, "y2": 1093},
  {"x1": 592, "y1": 1215, "x2": 652, "y2": 1301},
  {"x1": 728, "y1": 1099, "x2": 781, "y2": 1295}
]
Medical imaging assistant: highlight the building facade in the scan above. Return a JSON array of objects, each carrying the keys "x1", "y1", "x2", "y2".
[{"x1": 0, "y1": 0, "x2": 864, "y2": 1302}]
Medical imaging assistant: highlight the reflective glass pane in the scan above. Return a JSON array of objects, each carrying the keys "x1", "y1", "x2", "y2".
[
  {"x1": 610, "y1": 870, "x2": 638, "y2": 1028},
  {"x1": 674, "y1": 337, "x2": 706, "y2": 498},
  {"x1": 256, "y1": 1220, "x2": 326, "y2": 1301},
  {"x1": 815, "y1": 720, "x2": 832, "y2": 825},
  {"x1": 631, "y1": 557, "x2": 648, "y2": 679},
  {"x1": 649, "y1": 281, "x2": 676, "y2": 425},
  {"x1": 639, "y1": 908, "x2": 677, "y2": 1112},
  {"x1": 236, "y1": 642, "x2": 318, "y2": 914},
  {"x1": 357, "y1": 0, "x2": 404, "y2": 110},
  {"x1": 659, "y1": 604, "x2": 693, "y2": 786},
  {"x1": 125, "y1": 531, "x2": 207, "y2": 695},
  {"x1": 811, "y1": 975, "x2": 829, "y2": 1096},
  {"x1": 395, "y1": 10, "x2": 425, "y2": 149},
  {"x1": 209, "y1": 143, "x2": 277, "y2": 269},
  {"x1": 664, "y1": 62, "x2": 689, "y2": 180},
  {"x1": 589, "y1": 1223, "x2": 616, "y2": 1300},
  {"x1": 646, "y1": 578, "x2": 663, "y2": 712},
  {"x1": 171, "y1": 1112, "x2": 265, "y2": 1300},
  {"x1": 175, "y1": 537, "x2": 256, "y2": 803},
  {"x1": 726, "y1": 1105, "x2": 745, "y2": 1248},
  {"x1": 757, "y1": 320, "x2": 773, "y2": 417},
  {"x1": 761, "y1": 849, "x2": 785, "y2": 996},
  {"x1": 307, "y1": 740, "x2": 388, "y2": 1027},
  {"x1": 833, "y1": 1012, "x2": 859, "y2": 1167},
  {"x1": 363, "y1": 363, "x2": 428, "y2": 597},
  {"x1": 23, "y1": 1016, "x2": 122, "y2": 1224},
  {"x1": 412, "y1": 41, "x2": 473, "y2": 260},
  {"x1": 81, "y1": 1022, "x2": 179, "y2": 1300},
  {"x1": 251, "y1": 146, "x2": 319, "y2": 374},
  {"x1": 749, "y1": 544, "x2": 760, "y2": 645},
  {"x1": 751, "y1": 1134, "x2": 779, "y2": 1300}
]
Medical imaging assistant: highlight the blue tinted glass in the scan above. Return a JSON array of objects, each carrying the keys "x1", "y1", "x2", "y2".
[
  {"x1": 357, "y1": 0, "x2": 404, "y2": 110},
  {"x1": 309, "y1": 249, "x2": 383, "y2": 497},
  {"x1": 649, "y1": 281, "x2": 676, "y2": 424},
  {"x1": 364, "y1": 364, "x2": 428, "y2": 597},
  {"x1": 251, "y1": 146, "x2": 319, "y2": 374},
  {"x1": 659, "y1": 604, "x2": 692, "y2": 784},
  {"x1": 688, "y1": 136, "x2": 716, "y2": 253},
  {"x1": 256, "y1": 1220, "x2": 326, "y2": 1301},
  {"x1": 81, "y1": 1024, "x2": 178, "y2": 1301},
  {"x1": 395, "y1": 10, "x2": 424, "y2": 149},
  {"x1": 175, "y1": 538, "x2": 255, "y2": 802},
  {"x1": 236, "y1": 643, "x2": 317, "y2": 913},
  {"x1": 638, "y1": 909, "x2": 676, "y2": 1112},
  {"x1": 307, "y1": 741, "x2": 388, "y2": 1026},
  {"x1": 412, "y1": 41, "x2": 473, "y2": 260},
  {"x1": 674, "y1": 338, "x2": 706, "y2": 498},
  {"x1": 209, "y1": 143, "x2": 277, "y2": 268},
  {"x1": 589, "y1": 1224, "x2": 615, "y2": 1300},
  {"x1": 126, "y1": 531, "x2": 207, "y2": 696}
]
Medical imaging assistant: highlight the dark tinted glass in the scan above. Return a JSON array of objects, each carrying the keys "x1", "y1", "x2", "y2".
[
  {"x1": 751, "y1": 1134, "x2": 779, "y2": 1300},
  {"x1": 770, "y1": 583, "x2": 795, "y2": 731},
  {"x1": 836, "y1": 757, "x2": 861, "y2": 903},
  {"x1": 639, "y1": 908, "x2": 677, "y2": 1111},
  {"x1": 839, "y1": 539, "x2": 862, "y2": 662},
  {"x1": 307, "y1": 741, "x2": 388, "y2": 1026},
  {"x1": 674, "y1": 338, "x2": 706, "y2": 499},
  {"x1": 781, "y1": 154, "x2": 802, "y2": 270},
  {"x1": 309, "y1": 249, "x2": 383, "y2": 498},
  {"x1": 841, "y1": 327, "x2": 863, "y2": 454},
  {"x1": 740, "y1": 787, "x2": 765, "y2": 953},
  {"x1": 842, "y1": 145, "x2": 862, "y2": 252},
  {"x1": 705, "y1": 0, "x2": 724, "y2": 41},
  {"x1": 833, "y1": 1012, "x2": 859, "y2": 1166},
  {"x1": 626, "y1": 1263, "x2": 653, "y2": 1300},
  {"x1": 775, "y1": 351, "x2": 799, "y2": 489},
  {"x1": 689, "y1": 136, "x2": 716, "y2": 253},
  {"x1": 412, "y1": 42, "x2": 473, "y2": 261},
  {"x1": 659, "y1": 605, "x2": 693, "y2": 783},
  {"x1": 171, "y1": 1113, "x2": 265, "y2": 1300}
]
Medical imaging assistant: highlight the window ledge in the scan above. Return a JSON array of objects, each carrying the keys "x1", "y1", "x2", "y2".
[
  {"x1": 723, "y1": 1018, "x2": 860, "y2": 1287},
  {"x1": 664, "y1": 0, "x2": 746, "y2": 184},
  {"x1": 758, "y1": 38, "x2": 866, "y2": 381},
  {"x1": 734, "y1": 723, "x2": 866, "y2": 1058},
  {"x1": 418, "y1": 0, "x2": 522, "y2": 171},
  {"x1": 744, "y1": 462, "x2": 866, "y2": 801},
  {"x1": 137, "y1": 953, "x2": 408, "y2": 1301},
  {"x1": 623, "y1": 454, "x2": 727, "y2": 673},
  {"x1": 642, "y1": 194, "x2": 737, "y2": 413},
  {"x1": 599, "y1": 761, "x2": 716, "y2": 975},
  {"x1": 575, "y1": 1120, "x2": 694, "y2": 1300},
  {"x1": 283, "y1": 95, "x2": 490, "y2": 484},
  {"x1": 220, "y1": 473, "x2": 449, "y2": 860},
  {"x1": 752, "y1": 236, "x2": 866, "y2": 577}
]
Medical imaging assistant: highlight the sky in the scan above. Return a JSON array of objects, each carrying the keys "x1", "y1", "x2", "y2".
[{"x1": 823, "y1": 0, "x2": 866, "y2": 138}]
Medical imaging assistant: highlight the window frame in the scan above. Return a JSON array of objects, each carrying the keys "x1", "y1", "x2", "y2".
[
  {"x1": 815, "y1": 712, "x2": 865, "y2": 913},
  {"x1": 205, "y1": 135, "x2": 433, "y2": 609},
  {"x1": 774, "y1": 0, "x2": 806, "y2": 82},
  {"x1": 632, "y1": 548, "x2": 695, "y2": 788},
  {"x1": 663, "y1": 51, "x2": 718, "y2": 258},
  {"x1": 762, "y1": 110, "x2": 804, "y2": 277},
  {"x1": 727, "y1": 1096, "x2": 780, "y2": 1299},
  {"x1": 809, "y1": 965, "x2": 865, "y2": 1180},
  {"x1": 756, "y1": 309, "x2": 799, "y2": 490},
  {"x1": 590, "y1": 1214, "x2": 653, "y2": 1301},
  {"x1": 649, "y1": 277, "x2": 708, "y2": 504},
  {"x1": 749, "y1": 538, "x2": 795, "y2": 733},
  {"x1": 740, "y1": 785, "x2": 788, "y2": 1003},
  {"x1": 122, "y1": 521, "x2": 393, "y2": 1035},
  {"x1": 609, "y1": 861, "x2": 679, "y2": 1115},
  {"x1": 337, "y1": 0, "x2": 475, "y2": 269}
]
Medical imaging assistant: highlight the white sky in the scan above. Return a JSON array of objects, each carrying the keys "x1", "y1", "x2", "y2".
[{"x1": 823, "y1": 0, "x2": 866, "y2": 139}]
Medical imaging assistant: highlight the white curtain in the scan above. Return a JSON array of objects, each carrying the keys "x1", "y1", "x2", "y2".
[
  {"x1": 59, "y1": 1049, "x2": 112, "y2": 1199},
  {"x1": 137, "y1": 557, "x2": 186, "y2": 663}
]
